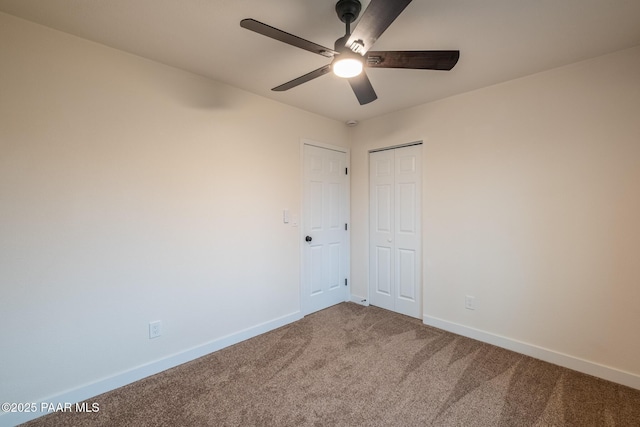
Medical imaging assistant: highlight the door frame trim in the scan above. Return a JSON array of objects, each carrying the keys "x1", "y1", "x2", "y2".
[
  {"x1": 300, "y1": 139, "x2": 351, "y2": 316},
  {"x1": 369, "y1": 141, "x2": 423, "y2": 153}
]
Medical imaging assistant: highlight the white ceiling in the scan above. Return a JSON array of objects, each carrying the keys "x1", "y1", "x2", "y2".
[{"x1": 1, "y1": 0, "x2": 640, "y2": 122}]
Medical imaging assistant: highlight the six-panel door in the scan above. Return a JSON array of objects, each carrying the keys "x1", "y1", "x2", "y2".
[
  {"x1": 369, "y1": 144, "x2": 422, "y2": 318},
  {"x1": 303, "y1": 144, "x2": 348, "y2": 315}
]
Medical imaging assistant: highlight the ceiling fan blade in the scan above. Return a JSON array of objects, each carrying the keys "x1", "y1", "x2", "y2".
[
  {"x1": 366, "y1": 50, "x2": 460, "y2": 70},
  {"x1": 348, "y1": 70, "x2": 378, "y2": 105},
  {"x1": 272, "y1": 65, "x2": 332, "y2": 91},
  {"x1": 241, "y1": 19, "x2": 337, "y2": 58},
  {"x1": 347, "y1": 0, "x2": 412, "y2": 54}
]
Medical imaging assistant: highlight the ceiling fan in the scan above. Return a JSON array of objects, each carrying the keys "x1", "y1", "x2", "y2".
[{"x1": 240, "y1": 0, "x2": 459, "y2": 105}]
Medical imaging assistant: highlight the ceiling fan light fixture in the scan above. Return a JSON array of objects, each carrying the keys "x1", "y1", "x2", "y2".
[
  {"x1": 241, "y1": 0, "x2": 459, "y2": 105},
  {"x1": 332, "y1": 54, "x2": 363, "y2": 78}
]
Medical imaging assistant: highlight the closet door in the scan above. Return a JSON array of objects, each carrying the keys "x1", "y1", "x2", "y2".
[{"x1": 370, "y1": 144, "x2": 422, "y2": 318}]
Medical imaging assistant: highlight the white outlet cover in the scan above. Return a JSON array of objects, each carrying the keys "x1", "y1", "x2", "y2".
[
  {"x1": 465, "y1": 295, "x2": 476, "y2": 310},
  {"x1": 149, "y1": 320, "x2": 162, "y2": 339}
]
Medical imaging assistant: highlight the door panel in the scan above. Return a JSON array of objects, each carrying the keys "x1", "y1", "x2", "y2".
[
  {"x1": 329, "y1": 183, "x2": 341, "y2": 228},
  {"x1": 303, "y1": 144, "x2": 348, "y2": 315},
  {"x1": 376, "y1": 246, "x2": 392, "y2": 296},
  {"x1": 370, "y1": 149, "x2": 395, "y2": 311},
  {"x1": 398, "y1": 183, "x2": 416, "y2": 233},
  {"x1": 376, "y1": 185, "x2": 392, "y2": 233},
  {"x1": 310, "y1": 246, "x2": 323, "y2": 295},
  {"x1": 329, "y1": 243, "x2": 341, "y2": 290},
  {"x1": 370, "y1": 144, "x2": 422, "y2": 318},
  {"x1": 398, "y1": 154, "x2": 416, "y2": 173},
  {"x1": 310, "y1": 181, "x2": 323, "y2": 230},
  {"x1": 398, "y1": 249, "x2": 416, "y2": 300}
]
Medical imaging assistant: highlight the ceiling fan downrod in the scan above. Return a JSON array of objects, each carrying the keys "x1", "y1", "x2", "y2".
[
  {"x1": 336, "y1": 0, "x2": 361, "y2": 34},
  {"x1": 335, "y1": 0, "x2": 365, "y2": 54},
  {"x1": 332, "y1": 0, "x2": 365, "y2": 78}
]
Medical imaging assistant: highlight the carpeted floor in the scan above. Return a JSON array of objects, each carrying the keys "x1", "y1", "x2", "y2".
[{"x1": 23, "y1": 303, "x2": 640, "y2": 426}]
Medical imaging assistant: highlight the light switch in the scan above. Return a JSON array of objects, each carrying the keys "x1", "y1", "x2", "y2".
[{"x1": 283, "y1": 209, "x2": 290, "y2": 224}]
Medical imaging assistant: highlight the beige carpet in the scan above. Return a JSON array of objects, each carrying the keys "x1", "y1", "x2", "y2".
[{"x1": 23, "y1": 303, "x2": 640, "y2": 426}]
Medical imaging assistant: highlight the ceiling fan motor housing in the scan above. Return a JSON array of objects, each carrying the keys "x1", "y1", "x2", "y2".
[
  {"x1": 336, "y1": 0, "x2": 362, "y2": 24},
  {"x1": 334, "y1": 34, "x2": 350, "y2": 52}
]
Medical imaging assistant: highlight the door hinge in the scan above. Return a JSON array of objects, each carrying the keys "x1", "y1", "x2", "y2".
[
  {"x1": 345, "y1": 223, "x2": 348, "y2": 231},
  {"x1": 345, "y1": 278, "x2": 348, "y2": 287},
  {"x1": 345, "y1": 167, "x2": 348, "y2": 175}
]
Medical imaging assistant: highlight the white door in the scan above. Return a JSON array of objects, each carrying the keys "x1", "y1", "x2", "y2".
[
  {"x1": 302, "y1": 143, "x2": 349, "y2": 315},
  {"x1": 369, "y1": 144, "x2": 422, "y2": 318}
]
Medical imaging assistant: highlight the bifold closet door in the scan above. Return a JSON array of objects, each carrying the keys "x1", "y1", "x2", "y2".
[{"x1": 369, "y1": 144, "x2": 422, "y2": 319}]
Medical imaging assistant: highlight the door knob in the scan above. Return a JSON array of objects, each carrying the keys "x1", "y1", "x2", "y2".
[
  {"x1": 388, "y1": 238, "x2": 392, "y2": 242},
  {"x1": 305, "y1": 236, "x2": 312, "y2": 242}
]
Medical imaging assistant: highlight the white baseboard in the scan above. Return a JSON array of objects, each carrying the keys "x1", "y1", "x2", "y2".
[
  {"x1": 423, "y1": 314, "x2": 640, "y2": 391},
  {"x1": 1, "y1": 311, "x2": 302, "y2": 427},
  {"x1": 350, "y1": 294, "x2": 369, "y2": 306}
]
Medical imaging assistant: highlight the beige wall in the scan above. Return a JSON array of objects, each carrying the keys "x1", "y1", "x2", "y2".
[
  {"x1": 350, "y1": 45, "x2": 640, "y2": 379},
  {"x1": 0, "y1": 12, "x2": 348, "y2": 406},
  {"x1": 2, "y1": 6, "x2": 639, "y2": 415}
]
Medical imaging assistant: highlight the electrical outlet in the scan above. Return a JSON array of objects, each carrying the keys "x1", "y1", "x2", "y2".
[
  {"x1": 465, "y1": 295, "x2": 476, "y2": 310},
  {"x1": 149, "y1": 320, "x2": 162, "y2": 339}
]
